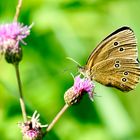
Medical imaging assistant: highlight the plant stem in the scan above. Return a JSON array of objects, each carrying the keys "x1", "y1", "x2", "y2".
[
  {"x1": 15, "y1": 64, "x2": 27, "y2": 122},
  {"x1": 14, "y1": 0, "x2": 23, "y2": 21},
  {"x1": 46, "y1": 104, "x2": 69, "y2": 132}
]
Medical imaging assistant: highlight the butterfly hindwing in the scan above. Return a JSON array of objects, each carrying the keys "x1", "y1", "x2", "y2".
[{"x1": 90, "y1": 58, "x2": 140, "y2": 91}]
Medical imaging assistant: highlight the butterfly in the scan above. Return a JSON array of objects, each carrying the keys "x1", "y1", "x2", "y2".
[{"x1": 80, "y1": 27, "x2": 140, "y2": 91}]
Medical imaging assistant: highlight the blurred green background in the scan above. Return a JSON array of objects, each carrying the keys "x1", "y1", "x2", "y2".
[{"x1": 0, "y1": 0, "x2": 140, "y2": 140}]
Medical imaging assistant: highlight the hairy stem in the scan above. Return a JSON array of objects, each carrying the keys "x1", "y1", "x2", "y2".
[
  {"x1": 15, "y1": 64, "x2": 27, "y2": 122},
  {"x1": 14, "y1": 0, "x2": 23, "y2": 21},
  {"x1": 46, "y1": 104, "x2": 69, "y2": 132}
]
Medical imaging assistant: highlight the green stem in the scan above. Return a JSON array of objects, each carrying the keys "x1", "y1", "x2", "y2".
[
  {"x1": 46, "y1": 104, "x2": 69, "y2": 132},
  {"x1": 14, "y1": 0, "x2": 23, "y2": 21},
  {"x1": 15, "y1": 64, "x2": 27, "y2": 122}
]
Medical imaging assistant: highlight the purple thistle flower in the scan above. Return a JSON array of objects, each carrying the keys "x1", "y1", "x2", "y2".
[
  {"x1": 73, "y1": 76, "x2": 95, "y2": 101},
  {"x1": 0, "y1": 22, "x2": 32, "y2": 53},
  {"x1": 64, "y1": 75, "x2": 95, "y2": 105}
]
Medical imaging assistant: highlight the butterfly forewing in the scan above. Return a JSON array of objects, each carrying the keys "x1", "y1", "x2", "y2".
[
  {"x1": 84, "y1": 27, "x2": 140, "y2": 91},
  {"x1": 86, "y1": 27, "x2": 137, "y2": 68}
]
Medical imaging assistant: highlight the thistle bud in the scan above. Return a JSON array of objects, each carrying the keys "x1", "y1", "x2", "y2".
[
  {"x1": 64, "y1": 75, "x2": 95, "y2": 106},
  {"x1": 64, "y1": 87, "x2": 83, "y2": 106},
  {"x1": 5, "y1": 45, "x2": 22, "y2": 64}
]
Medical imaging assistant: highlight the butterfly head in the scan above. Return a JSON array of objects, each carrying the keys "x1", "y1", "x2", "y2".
[
  {"x1": 78, "y1": 65, "x2": 91, "y2": 78},
  {"x1": 78, "y1": 65, "x2": 85, "y2": 73},
  {"x1": 66, "y1": 57, "x2": 90, "y2": 77}
]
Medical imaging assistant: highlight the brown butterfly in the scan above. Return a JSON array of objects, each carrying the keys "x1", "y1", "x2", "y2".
[{"x1": 80, "y1": 27, "x2": 140, "y2": 91}]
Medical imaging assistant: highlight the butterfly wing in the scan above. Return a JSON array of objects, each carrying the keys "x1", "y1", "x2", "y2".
[
  {"x1": 87, "y1": 27, "x2": 137, "y2": 68},
  {"x1": 90, "y1": 58, "x2": 140, "y2": 91},
  {"x1": 85, "y1": 27, "x2": 140, "y2": 91}
]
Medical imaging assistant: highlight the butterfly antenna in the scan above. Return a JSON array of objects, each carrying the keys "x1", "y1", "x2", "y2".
[
  {"x1": 66, "y1": 57, "x2": 81, "y2": 67},
  {"x1": 70, "y1": 73, "x2": 75, "y2": 79}
]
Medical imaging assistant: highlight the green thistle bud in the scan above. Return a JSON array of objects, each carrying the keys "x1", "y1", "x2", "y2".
[
  {"x1": 5, "y1": 46, "x2": 22, "y2": 65},
  {"x1": 64, "y1": 87, "x2": 83, "y2": 106}
]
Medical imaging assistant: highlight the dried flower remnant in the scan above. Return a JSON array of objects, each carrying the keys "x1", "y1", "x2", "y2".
[
  {"x1": 64, "y1": 75, "x2": 95, "y2": 106},
  {"x1": 0, "y1": 22, "x2": 32, "y2": 64},
  {"x1": 19, "y1": 111, "x2": 48, "y2": 140}
]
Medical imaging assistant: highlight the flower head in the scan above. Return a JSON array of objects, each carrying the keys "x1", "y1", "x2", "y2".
[
  {"x1": 19, "y1": 111, "x2": 48, "y2": 140},
  {"x1": 0, "y1": 22, "x2": 32, "y2": 64},
  {"x1": 64, "y1": 75, "x2": 95, "y2": 106},
  {"x1": 0, "y1": 22, "x2": 32, "y2": 52},
  {"x1": 73, "y1": 76, "x2": 94, "y2": 99}
]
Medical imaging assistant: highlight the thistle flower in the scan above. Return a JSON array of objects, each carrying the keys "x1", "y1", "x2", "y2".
[
  {"x1": 0, "y1": 22, "x2": 32, "y2": 64},
  {"x1": 19, "y1": 111, "x2": 48, "y2": 140},
  {"x1": 64, "y1": 75, "x2": 95, "y2": 106}
]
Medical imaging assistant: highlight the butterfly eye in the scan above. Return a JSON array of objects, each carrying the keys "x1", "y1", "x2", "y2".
[
  {"x1": 124, "y1": 71, "x2": 129, "y2": 75},
  {"x1": 114, "y1": 41, "x2": 119, "y2": 46},
  {"x1": 122, "y1": 77, "x2": 127, "y2": 82}
]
